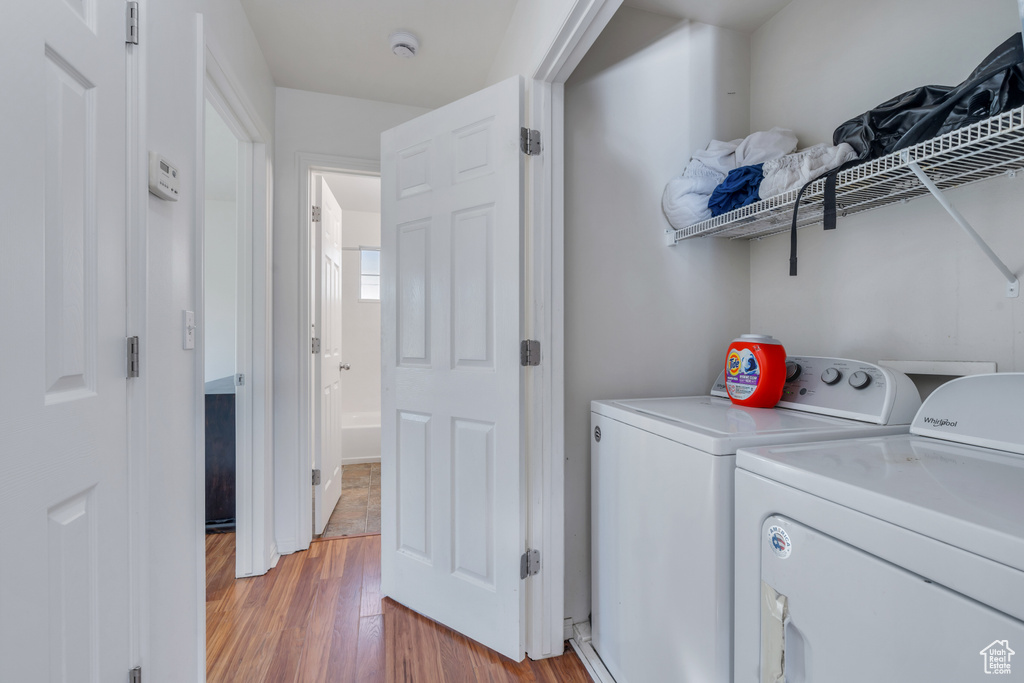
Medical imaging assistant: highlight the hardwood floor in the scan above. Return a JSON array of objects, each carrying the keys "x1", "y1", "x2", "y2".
[{"x1": 206, "y1": 533, "x2": 593, "y2": 682}]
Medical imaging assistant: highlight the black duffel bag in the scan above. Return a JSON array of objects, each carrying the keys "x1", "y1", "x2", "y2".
[{"x1": 789, "y1": 33, "x2": 1024, "y2": 276}]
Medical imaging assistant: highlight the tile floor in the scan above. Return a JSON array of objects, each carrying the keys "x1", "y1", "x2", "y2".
[{"x1": 322, "y1": 463, "x2": 381, "y2": 538}]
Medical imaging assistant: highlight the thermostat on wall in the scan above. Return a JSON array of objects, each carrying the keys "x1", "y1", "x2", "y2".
[{"x1": 149, "y1": 151, "x2": 180, "y2": 201}]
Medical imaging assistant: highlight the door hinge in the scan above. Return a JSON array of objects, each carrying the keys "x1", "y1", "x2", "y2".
[
  {"x1": 520, "y1": 339, "x2": 540, "y2": 367},
  {"x1": 236, "y1": 374, "x2": 245, "y2": 386},
  {"x1": 312, "y1": 469, "x2": 321, "y2": 486},
  {"x1": 520, "y1": 549, "x2": 540, "y2": 579},
  {"x1": 312, "y1": 206, "x2": 321, "y2": 222},
  {"x1": 126, "y1": 2, "x2": 139, "y2": 45},
  {"x1": 127, "y1": 336, "x2": 140, "y2": 378},
  {"x1": 311, "y1": 337, "x2": 321, "y2": 354},
  {"x1": 520, "y1": 127, "x2": 541, "y2": 156},
  {"x1": 129, "y1": 666, "x2": 142, "y2": 683}
]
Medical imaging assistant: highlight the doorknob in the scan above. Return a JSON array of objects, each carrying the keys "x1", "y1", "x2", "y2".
[{"x1": 339, "y1": 363, "x2": 351, "y2": 371}]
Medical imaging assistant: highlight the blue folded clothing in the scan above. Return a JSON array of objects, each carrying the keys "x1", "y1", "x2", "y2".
[{"x1": 708, "y1": 163, "x2": 765, "y2": 217}]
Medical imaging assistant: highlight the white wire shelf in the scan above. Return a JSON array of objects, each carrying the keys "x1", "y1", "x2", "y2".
[{"x1": 670, "y1": 105, "x2": 1024, "y2": 243}]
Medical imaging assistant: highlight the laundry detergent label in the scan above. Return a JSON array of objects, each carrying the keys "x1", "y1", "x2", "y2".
[
  {"x1": 767, "y1": 525, "x2": 792, "y2": 559},
  {"x1": 726, "y1": 348, "x2": 760, "y2": 400}
]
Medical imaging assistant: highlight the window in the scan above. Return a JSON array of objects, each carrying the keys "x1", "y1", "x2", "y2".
[{"x1": 359, "y1": 248, "x2": 380, "y2": 302}]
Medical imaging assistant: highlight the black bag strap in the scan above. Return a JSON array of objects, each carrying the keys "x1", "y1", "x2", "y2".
[
  {"x1": 823, "y1": 170, "x2": 840, "y2": 231},
  {"x1": 789, "y1": 181, "x2": 809, "y2": 276},
  {"x1": 789, "y1": 158, "x2": 859, "y2": 276}
]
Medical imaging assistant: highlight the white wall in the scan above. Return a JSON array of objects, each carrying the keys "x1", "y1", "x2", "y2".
[
  {"x1": 204, "y1": 101, "x2": 239, "y2": 383},
  {"x1": 340, "y1": 210, "x2": 382, "y2": 421},
  {"x1": 272, "y1": 88, "x2": 428, "y2": 553},
  {"x1": 487, "y1": 0, "x2": 580, "y2": 83},
  {"x1": 748, "y1": 0, "x2": 1024, "y2": 375},
  {"x1": 142, "y1": 2, "x2": 274, "y2": 680},
  {"x1": 563, "y1": 6, "x2": 752, "y2": 624},
  {"x1": 204, "y1": 200, "x2": 237, "y2": 382}
]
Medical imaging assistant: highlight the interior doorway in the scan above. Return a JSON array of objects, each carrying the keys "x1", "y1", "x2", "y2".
[
  {"x1": 198, "y1": 50, "x2": 273, "y2": 582},
  {"x1": 196, "y1": 32, "x2": 276, "y2": 677},
  {"x1": 310, "y1": 171, "x2": 384, "y2": 539},
  {"x1": 203, "y1": 99, "x2": 244, "y2": 536}
]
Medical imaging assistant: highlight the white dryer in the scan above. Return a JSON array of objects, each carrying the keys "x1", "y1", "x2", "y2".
[
  {"x1": 734, "y1": 373, "x2": 1024, "y2": 683},
  {"x1": 590, "y1": 356, "x2": 921, "y2": 683}
]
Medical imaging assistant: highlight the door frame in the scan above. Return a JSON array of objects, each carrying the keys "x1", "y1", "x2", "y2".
[
  {"x1": 195, "y1": 23, "x2": 275, "y2": 584},
  {"x1": 295, "y1": 153, "x2": 380, "y2": 548},
  {"x1": 126, "y1": 16, "x2": 145, "y2": 675},
  {"x1": 521, "y1": 0, "x2": 622, "y2": 658}
]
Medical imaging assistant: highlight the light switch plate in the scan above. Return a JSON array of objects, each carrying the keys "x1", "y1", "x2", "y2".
[{"x1": 183, "y1": 310, "x2": 196, "y2": 350}]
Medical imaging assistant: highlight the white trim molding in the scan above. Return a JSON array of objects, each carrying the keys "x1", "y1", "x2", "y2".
[
  {"x1": 201, "y1": 29, "x2": 275, "y2": 582},
  {"x1": 533, "y1": 0, "x2": 623, "y2": 84},
  {"x1": 125, "y1": 15, "x2": 148, "y2": 679},
  {"x1": 192, "y1": 19, "x2": 276, "y2": 683},
  {"x1": 523, "y1": 0, "x2": 622, "y2": 661},
  {"x1": 193, "y1": 19, "x2": 207, "y2": 682},
  {"x1": 569, "y1": 621, "x2": 617, "y2": 683}
]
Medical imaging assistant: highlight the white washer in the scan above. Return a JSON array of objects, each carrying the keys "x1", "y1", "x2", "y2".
[
  {"x1": 734, "y1": 373, "x2": 1024, "y2": 683},
  {"x1": 590, "y1": 356, "x2": 921, "y2": 683}
]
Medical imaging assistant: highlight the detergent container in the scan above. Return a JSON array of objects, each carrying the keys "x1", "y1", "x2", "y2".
[{"x1": 725, "y1": 334, "x2": 787, "y2": 408}]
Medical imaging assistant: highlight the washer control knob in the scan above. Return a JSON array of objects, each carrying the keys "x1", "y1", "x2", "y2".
[
  {"x1": 785, "y1": 362, "x2": 802, "y2": 382},
  {"x1": 849, "y1": 371, "x2": 871, "y2": 390},
  {"x1": 821, "y1": 368, "x2": 842, "y2": 385}
]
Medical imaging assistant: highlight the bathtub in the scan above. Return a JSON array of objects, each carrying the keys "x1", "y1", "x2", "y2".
[{"x1": 342, "y1": 411, "x2": 381, "y2": 464}]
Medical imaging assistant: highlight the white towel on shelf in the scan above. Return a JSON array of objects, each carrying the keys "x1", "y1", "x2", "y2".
[
  {"x1": 662, "y1": 127, "x2": 798, "y2": 230},
  {"x1": 662, "y1": 159, "x2": 724, "y2": 230},
  {"x1": 734, "y1": 127, "x2": 798, "y2": 167},
  {"x1": 759, "y1": 142, "x2": 858, "y2": 200},
  {"x1": 690, "y1": 139, "x2": 742, "y2": 175}
]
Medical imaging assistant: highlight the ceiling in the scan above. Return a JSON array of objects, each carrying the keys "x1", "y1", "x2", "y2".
[
  {"x1": 238, "y1": 0, "x2": 792, "y2": 110},
  {"x1": 239, "y1": 0, "x2": 518, "y2": 109},
  {"x1": 322, "y1": 172, "x2": 381, "y2": 214},
  {"x1": 623, "y1": 0, "x2": 792, "y2": 33}
]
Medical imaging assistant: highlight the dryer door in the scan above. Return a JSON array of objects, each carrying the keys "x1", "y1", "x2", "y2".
[{"x1": 759, "y1": 516, "x2": 1024, "y2": 682}]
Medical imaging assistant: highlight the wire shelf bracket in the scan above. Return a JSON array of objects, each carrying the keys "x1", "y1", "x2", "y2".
[{"x1": 905, "y1": 154, "x2": 1020, "y2": 298}]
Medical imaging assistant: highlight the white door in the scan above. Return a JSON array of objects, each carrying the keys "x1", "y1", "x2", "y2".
[
  {"x1": 314, "y1": 175, "x2": 345, "y2": 534},
  {"x1": 0, "y1": 2, "x2": 131, "y2": 682},
  {"x1": 381, "y1": 75, "x2": 525, "y2": 660}
]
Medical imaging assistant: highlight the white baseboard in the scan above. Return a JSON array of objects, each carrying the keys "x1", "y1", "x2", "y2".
[
  {"x1": 275, "y1": 537, "x2": 300, "y2": 555},
  {"x1": 564, "y1": 617, "x2": 574, "y2": 641},
  {"x1": 269, "y1": 545, "x2": 280, "y2": 569},
  {"x1": 570, "y1": 621, "x2": 616, "y2": 683},
  {"x1": 342, "y1": 456, "x2": 381, "y2": 465}
]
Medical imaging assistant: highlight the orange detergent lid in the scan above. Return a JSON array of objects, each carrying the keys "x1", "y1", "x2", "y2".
[{"x1": 725, "y1": 334, "x2": 787, "y2": 408}]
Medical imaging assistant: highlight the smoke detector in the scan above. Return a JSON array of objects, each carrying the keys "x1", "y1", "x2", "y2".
[{"x1": 389, "y1": 31, "x2": 419, "y2": 58}]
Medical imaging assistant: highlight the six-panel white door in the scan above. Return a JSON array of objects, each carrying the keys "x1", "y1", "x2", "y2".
[
  {"x1": 0, "y1": 1, "x2": 131, "y2": 681},
  {"x1": 314, "y1": 175, "x2": 345, "y2": 534},
  {"x1": 381, "y1": 75, "x2": 525, "y2": 660}
]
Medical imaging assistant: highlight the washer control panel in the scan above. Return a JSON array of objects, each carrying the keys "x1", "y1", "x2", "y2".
[{"x1": 712, "y1": 356, "x2": 921, "y2": 425}]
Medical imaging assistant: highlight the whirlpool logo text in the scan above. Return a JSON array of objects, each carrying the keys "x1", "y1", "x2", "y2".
[{"x1": 923, "y1": 416, "x2": 958, "y2": 428}]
